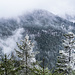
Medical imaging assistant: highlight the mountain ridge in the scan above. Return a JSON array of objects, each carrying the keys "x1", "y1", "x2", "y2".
[{"x1": 0, "y1": 9, "x2": 75, "y2": 69}]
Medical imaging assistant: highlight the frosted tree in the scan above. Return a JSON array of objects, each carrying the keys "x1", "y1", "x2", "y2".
[
  {"x1": 0, "y1": 48, "x2": 3, "y2": 61},
  {"x1": 15, "y1": 34, "x2": 38, "y2": 75},
  {"x1": 57, "y1": 32, "x2": 75, "y2": 74}
]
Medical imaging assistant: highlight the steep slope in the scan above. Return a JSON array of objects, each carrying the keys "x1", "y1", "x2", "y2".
[
  {"x1": 60, "y1": 14, "x2": 75, "y2": 23},
  {"x1": 19, "y1": 10, "x2": 74, "y2": 31},
  {"x1": 0, "y1": 10, "x2": 75, "y2": 68}
]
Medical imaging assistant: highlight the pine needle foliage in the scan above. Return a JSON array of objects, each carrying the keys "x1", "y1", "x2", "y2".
[
  {"x1": 57, "y1": 32, "x2": 75, "y2": 75},
  {"x1": 15, "y1": 34, "x2": 38, "y2": 75}
]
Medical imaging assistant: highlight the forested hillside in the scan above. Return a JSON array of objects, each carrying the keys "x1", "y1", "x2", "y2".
[{"x1": 0, "y1": 10, "x2": 75, "y2": 69}]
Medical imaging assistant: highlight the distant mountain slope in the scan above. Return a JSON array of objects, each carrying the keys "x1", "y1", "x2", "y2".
[
  {"x1": 0, "y1": 10, "x2": 75, "y2": 69},
  {"x1": 59, "y1": 14, "x2": 75, "y2": 23},
  {"x1": 19, "y1": 10, "x2": 74, "y2": 31}
]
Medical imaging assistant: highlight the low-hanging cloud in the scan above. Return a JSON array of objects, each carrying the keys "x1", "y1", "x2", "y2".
[
  {"x1": 0, "y1": 28, "x2": 24, "y2": 54},
  {"x1": 0, "y1": 0, "x2": 75, "y2": 18}
]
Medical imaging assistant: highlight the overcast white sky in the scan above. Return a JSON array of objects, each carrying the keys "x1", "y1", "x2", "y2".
[{"x1": 0, "y1": 0, "x2": 75, "y2": 18}]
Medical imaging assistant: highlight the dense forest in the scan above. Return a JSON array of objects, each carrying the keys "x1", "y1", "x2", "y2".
[
  {"x1": 0, "y1": 10, "x2": 75, "y2": 75},
  {"x1": 0, "y1": 32, "x2": 75, "y2": 75},
  {"x1": 0, "y1": 0, "x2": 75, "y2": 74}
]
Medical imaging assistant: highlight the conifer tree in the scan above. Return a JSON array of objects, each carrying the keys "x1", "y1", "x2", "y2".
[
  {"x1": 31, "y1": 58, "x2": 51, "y2": 75},
  {"x1": 15, "y1": 34, "x2": 38, "y2": 75},
  {"x1": 0, "y1": 54, "x2": 19, "y2": 75},
  {"x1": 0, "y1": 48, "x2": 3, "y2": 61},
  {"x1": 57, "y1": 32, "x2": 75, "y2": 74}
]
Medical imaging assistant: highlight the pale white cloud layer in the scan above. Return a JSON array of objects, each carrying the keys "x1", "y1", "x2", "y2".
[
  {"x1": 0, "y1": 0, "x2": 75, "y2": 18},
  {"x1": 0, "y1": 28, "x2": 24, "y2": 54}
]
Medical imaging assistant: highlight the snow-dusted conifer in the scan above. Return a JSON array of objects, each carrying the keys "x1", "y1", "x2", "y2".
[
  {"x1": 57, "y1": 32, "x2": 75, "y2": 74},
  {"x1": 15, "y1": 34, "x2": 38, "y2": 75}
]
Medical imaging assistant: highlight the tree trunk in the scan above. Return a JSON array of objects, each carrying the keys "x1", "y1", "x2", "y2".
[
  {"x1": 5, "y1": 55, "x2": 8, "y2": 75},
  {"x1": 26, "y1": 51, "x2": 28, "y2": 75},
  {"x1": 43, "y1": 58, "x2": 45, "y2": 75}
]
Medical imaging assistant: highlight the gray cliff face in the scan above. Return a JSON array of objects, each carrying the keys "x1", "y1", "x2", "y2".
[{"x1": 0, "y1": 10, "x2": 75, "y2": 68}]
